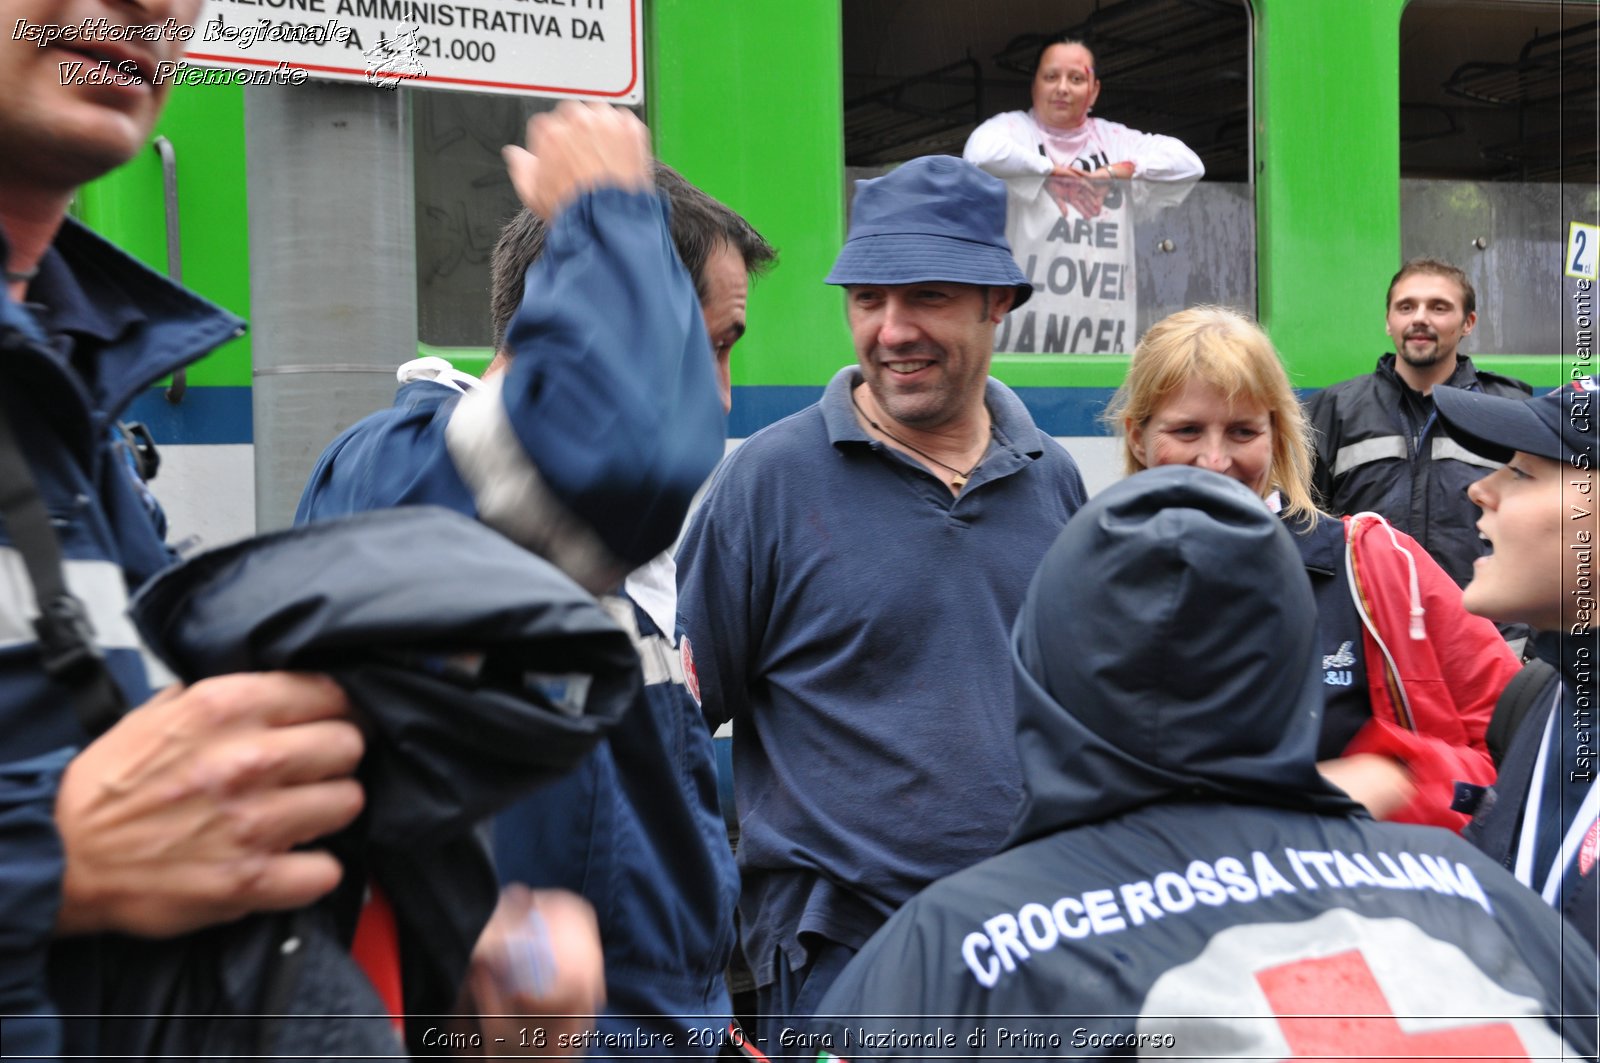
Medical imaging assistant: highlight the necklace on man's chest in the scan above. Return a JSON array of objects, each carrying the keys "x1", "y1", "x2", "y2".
[{"x1": 850, "y1": 389, "x2": 990, "y2": 489}]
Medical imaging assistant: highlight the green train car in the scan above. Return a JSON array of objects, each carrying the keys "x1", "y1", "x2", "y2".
[{"x1": 78, "y1": 0, "x2": 1597, "y2": 546}]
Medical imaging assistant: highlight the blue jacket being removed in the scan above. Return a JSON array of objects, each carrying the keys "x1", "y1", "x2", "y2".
[
  {"x1": 297, "y1": 187, "x2": 726, "y2": 592},
  {"x1": 810, "y1": 467, "x2": 1596, "y2": 1059},
  {"x1": 296, "y1": 187, "x2": 737, "y2": 1058}
]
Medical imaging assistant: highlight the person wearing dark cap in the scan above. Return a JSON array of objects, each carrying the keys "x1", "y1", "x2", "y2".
[
  {"x1": 1435, "y1": 378, "x2": 1600, "y2": 949},
  {"x1": 675, "y1": 156, "x2": 1088, "y2": 1043},
  {"x1": 806, "y1": 466, "x2": 1596, "y2": 1057}
]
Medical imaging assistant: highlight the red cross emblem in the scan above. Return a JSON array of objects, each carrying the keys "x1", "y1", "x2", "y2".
[
  {"x1": 1581, "y1": 818, "x2": 1600, "y2": 877},
  {"x1": 1258, "y1": 950, "x2": 1530, "y2": 1061},
  {"x1": 680, "y1": 635, "x2": 701, "y2": 707}
]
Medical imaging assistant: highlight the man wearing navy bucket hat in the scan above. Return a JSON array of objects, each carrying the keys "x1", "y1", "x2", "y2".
[
  {"x1": 677, "y1": 157, "x2": 1087, "y2": 1043},
  {"x1": 1434, "y1": 378, "x2": 1600, "y2": 951}
]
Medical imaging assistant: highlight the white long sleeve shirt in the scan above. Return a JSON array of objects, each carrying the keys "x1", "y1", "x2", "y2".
[{"x1": 963, "y1": 110, "x2": 1205, "y2": 182}]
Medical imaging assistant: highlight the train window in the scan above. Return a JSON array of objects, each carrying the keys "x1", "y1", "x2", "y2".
[
  {"x1": 841, "y1": 0, "x2": 1253, "y2": 355},
  {"x1": 412, "y1": 89, "x2": 561, "y2": 351},
  {"x1": 1399, "y1": 2, "x2": 1597, "y2": 355}
]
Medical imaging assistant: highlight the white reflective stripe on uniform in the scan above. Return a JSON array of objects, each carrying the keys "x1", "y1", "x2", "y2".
[
  {"x1": 1332, "y1": 435, "x2": 1407, "y2": 477},
  {"x1": 601, "y1": 594, "x2": 685, "y2": 688},
  {"x1": 1431, "y1": 435, "x2": 1502, "y2": 471},
  {"x1": 141, "y1": 650, "x2": 177, "y2": 691},
  {"x1": 444, "y1": 375, "x2": 627, "y2": 595},
  {"x1": 0, "y1": 548, "x2": 176, "y2": 689}
]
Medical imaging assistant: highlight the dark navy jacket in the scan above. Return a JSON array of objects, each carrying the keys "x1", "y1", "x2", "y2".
[
  {"x1": 1467, "y1": 630, "x2": 1600, "y2": 951},
  {"x1": 297, "y1": 186, "x2": 736, "y2": 1058},
  {"x1": 809, "y1": 469, "x2": 1596, "y2": 1059},
  {"x1": 1289, "y1": 513, "x2": 1372, "y2": 758},
  {"x1": 115, "y1": 505, "x2": 647, "y2": 1057},
  {"x1": 1308, "y1": 354, "x2": 1530, "y2": 588},
  {"x1": 0, "y1": 221, "x2": 243, "y2": 1059},
  {"x1": 494, "y1": 586, "x2": 739, "y2": 1056},
  {"x1": 298, "y1": 187, "x2": 726, "y2": 594}
]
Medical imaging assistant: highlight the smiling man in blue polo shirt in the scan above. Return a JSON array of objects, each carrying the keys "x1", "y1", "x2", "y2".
[{"x1": 675, "y1": 155, "x2": 1088, "y2": 1046}]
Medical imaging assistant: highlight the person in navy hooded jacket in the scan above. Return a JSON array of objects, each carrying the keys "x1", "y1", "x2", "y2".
[
  {"x1": 0, "y1": 1, "x2": 367, "y2": 1055},
  {"x1": 807, "y1": 467, "x2": 1596, "y2": 1058}
]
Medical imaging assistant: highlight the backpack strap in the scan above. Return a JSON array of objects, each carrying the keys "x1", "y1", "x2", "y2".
[
  {"x1": 0, "y1": 400, "x2": 127, "y2": 736},
  {"x1": 1486, "y1": 656, "x2": 1558, "y2": 768}
]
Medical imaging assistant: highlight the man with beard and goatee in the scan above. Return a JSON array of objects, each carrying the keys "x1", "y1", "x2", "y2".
[{"x1": 1307, "y1": 259, "x2": 1530, "y2": 592}]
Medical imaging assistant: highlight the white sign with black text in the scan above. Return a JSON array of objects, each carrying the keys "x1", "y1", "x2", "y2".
[
  {"x1": 997, "y1": 176, "x2": 1136, "y2": 355},
  {"x1": 183, "y1": 0, "x2": 641, "y2": 99}
]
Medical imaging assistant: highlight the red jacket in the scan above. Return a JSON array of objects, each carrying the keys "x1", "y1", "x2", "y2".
[{"x1": 1340, "y1": 513, "x2": 1517, "y2": 830}]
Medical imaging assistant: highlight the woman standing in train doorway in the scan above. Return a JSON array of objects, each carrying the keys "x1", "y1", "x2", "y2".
[{"x1": 964, "y1": 37, "x2": 1203, "y2": 354}]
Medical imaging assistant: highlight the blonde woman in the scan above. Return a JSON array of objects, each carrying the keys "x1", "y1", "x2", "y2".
[{"x1": 1109, "y1": 306, "x2": 1517, "y2": 828}]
